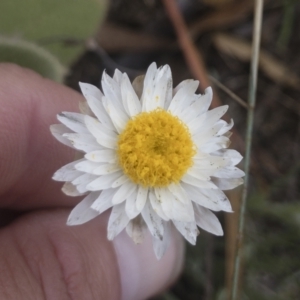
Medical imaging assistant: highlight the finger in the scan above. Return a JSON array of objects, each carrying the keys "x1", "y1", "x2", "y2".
[
  {"x1": 0, "y1": 64, "x2": 81, "y2": 209},
  {"x1": 0, "y1": 209, "x2": 184, "y2": 300},
  {"x1": 113, "y1": 228, "x2": 184, "y2": 300}
]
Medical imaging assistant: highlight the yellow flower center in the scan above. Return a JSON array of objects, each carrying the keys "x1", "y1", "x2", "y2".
[{"x1": 117, "y1": 109, "x2": 195, "y2": 187}]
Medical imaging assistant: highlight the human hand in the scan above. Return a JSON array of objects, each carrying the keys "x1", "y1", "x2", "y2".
[{"x1": 0, "y1": 64, "x2": 184, "y2": 300}]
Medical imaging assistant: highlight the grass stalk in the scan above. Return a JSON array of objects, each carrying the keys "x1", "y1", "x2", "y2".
[{"x1": 230, "y1": 1, "x2": 264, "y2": 299}]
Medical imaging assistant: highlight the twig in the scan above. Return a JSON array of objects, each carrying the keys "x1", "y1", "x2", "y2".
[
  {"x1": 209, "y1": 76, "x2": 249, "y2": 109},
  {"x1": 230, "y1": 1, "x2": 264, "y2": 300}
]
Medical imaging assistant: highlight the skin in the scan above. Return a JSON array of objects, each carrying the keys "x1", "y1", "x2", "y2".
[{"x1": 0, "y1": 64, "x2": 184, "y2": 300}]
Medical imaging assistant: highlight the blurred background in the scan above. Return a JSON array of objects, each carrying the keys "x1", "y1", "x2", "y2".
[{"x1": 1, "y1": 0, "x2": 299, "y2": 299}]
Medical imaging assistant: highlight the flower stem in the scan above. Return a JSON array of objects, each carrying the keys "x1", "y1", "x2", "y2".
[{"x1": 230, "y1": 1, "x2": 264, "y2": 299}]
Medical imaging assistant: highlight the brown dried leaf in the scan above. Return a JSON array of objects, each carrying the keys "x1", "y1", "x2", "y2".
[{"x1": 213, "y1": 33, "x2": 300, "y2": 90}]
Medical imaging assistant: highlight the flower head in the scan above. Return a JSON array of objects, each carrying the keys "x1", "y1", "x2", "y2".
[{"x1": 51, "y1": 63, "x2": 244, "y2": 259}]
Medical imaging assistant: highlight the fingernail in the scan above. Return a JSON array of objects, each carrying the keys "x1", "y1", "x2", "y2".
[{"x1": 113, "y1": 227, "x2": 185, "y2": 300}]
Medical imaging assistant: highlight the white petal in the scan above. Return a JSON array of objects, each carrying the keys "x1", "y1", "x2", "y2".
[
  {"x1": 173, "y1": 79, "x2": 195, "y2": 95},
  {"x1": 50, "y1": 124, "x2": 74, "y2": 148},
  {"x1": 196, "y1": 87, "x2": 213, "y2": 116},
  {"x1": 176, "y1": 94, "x2": 201, "y2": 123},
  {"x1": 121, "y1": 73, "x2": 142, "y2": 117},
  {"x1": 193, "y1": 153, "x2": 229, "y2": 169},
  {"x1": 126, "y1": 216, "x2": 145, "y2": 244},
  {"x1": 187, "y1": 166, "x2": 211, "y2": 181},
  {"x1": 57, "y1": 112, "x2": 89, "y2": 134},
  {"x1": 182, "y1": 183, "x2": 220, "y2": 211},
  {"x1": 76, "y1": 181, "x2": 92, "y2": 194},
  {"x1": 172, "y1": 220, "x2": 198, "y2": 245},
  {"x1": 93, "y1": 163, "x2": 120, "y2": 175},
  {"x1": 82, "y1": 93, "x2": 115, "y2": 131},
  {"x1": 112, "y1": 181, "x2": 137, "y2": 205},
  {"x1": 141, "y1": 200, "x2": 164, "y2": 240},
  {"x1": 152, "y1": 221, "x2": 171, "y2": 260},
  {"x1": 102, "y1": 96, "x2": 129, "y2": 134},
  {"x1": 72, "y1": 173, "x2": 98, "y2": 186},
  {"x1": 79, "y1": 100, "x2": 93, "y2": 116},
  {"x1": 125, "y1": 188, "x2": 139, "y2": 219},
  {"x1": 141, "y1": 62, "x2": 157, "y2": 111},
  {"x1": 193, "y1": 124, "x2": 224, "y2": 146},
  {"x1": 85, "y1": 149, "x2": 116, "y2": 163},
  {"x1": 157, "y1": 187, "x2": 194, "y2": 222},
  {"x1": 163, "y1": 68, "x2": 173, "y2": 110},
  {"x1": 191, "y1": 161, "x2": 225, "y2": 176},
  {"x1": 67, "y1": 192, "x2": 101, "y2": 225},
  {"x1": 171, "y1": 196, "x2": 195, "y2": 222},
  {"x1": 196, "y1": 105, "x2": 228, "y2": 134},
  {"x1": 62, "y1": 182, "x2": 87, "y2": 197},
  {"x1": 87, "y1": 171, "x2": 123, "y2": 191},
  {"x1": 107, "y1": 203, "x2": 130, "y2": 240},
  {"x1": 53, "y1": 169, "x2": 82, "y2": 182},
  {"x1": 63, "y1": 133, "x2": 101, "y2": 153},
  {"x1": 187, "y1": 112, "x2": 207, "y2": 135},
  {"x1": 182, "y1": 182, "x2": 232, "y2": 212},
  {"x1": 91, "y1": 188, "x2": 116, "y2": 212},
  {"x1": 178, "y1": 87, "x2": 213, "y2": 125},
  {"x1": 168, "y1": 80, "x2": 199, "y2": 115},
  {"x1": 53, "y1": 159, "x2": 84, "y2": 181},
  {"x1": 101, "y1": 71, "x2": 124, "y2": 110},
  {"x1": 145, "y1": 65, "x2": 172, "y2": 111},
  {"x1": 198, "y1": 136, "x2": 230, "y2": 153},
  {"x1": 79, "y1": 82, "x2": 102, "y2": 100},
  {"x1": 213, "y1": 166, "x2": 245, "y2": 178},
  {"x1": 154, "y1": 187, "x2": 173, "y2": 220},
  {"x1": 201, "y1": 187, "x2": 233, "y2": 212},
  {"x1": 136, "y1": 185, "x2": 148, "y2": 212},
  {"x1": 149, "y1": 190, "x2": 169, "y2": 221},
  {"x1": 74, "y1": 160, "x2": 102, "y2": 174},
  {"x1": 213, "y1": 149, "x2": 243, "y2": 166},
  {"x1": 84, "y1": 115, "x2": 117, "y2": 149},
  {"x1": 111, "y1": 174, "x2": 130, "y2": 188},
  {"x1": 193, "y1": 204, "x2": 223, "y2": 236},
  {"x1": 113, "y1": 69, "x2": 123, "y2": 84},
  {"x1": 167, "y1": 183, "x2": 189, "y2": 204},
  {"x1": 211, "y1": 177, "x2": 244, "y2": 190},
  {"x1": 181, "y1": 173, "x2": 218, "y2": 189},
  {"x1": 218, "y1": 119, "x2": 234, "y2": 135}
]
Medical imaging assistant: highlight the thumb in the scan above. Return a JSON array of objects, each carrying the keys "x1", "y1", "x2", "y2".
[{"x1": 0, "y1": 210, "x2": 184, "y2": 300}]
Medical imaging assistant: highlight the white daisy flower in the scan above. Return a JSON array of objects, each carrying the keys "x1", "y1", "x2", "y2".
[{"x1": 51, "y1": 63, "x2": 244, "y2": 259}]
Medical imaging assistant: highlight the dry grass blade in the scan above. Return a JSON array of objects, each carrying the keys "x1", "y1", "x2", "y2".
[
  {"x1": 209, "y1": 76, "x2": 249, "y2": 109},
  {"x1": 231, "y1": 0, "x2": 264, "y2": 299},
  {"x1": 213, "y1": 33, "x2": 300, "y2": 90}
]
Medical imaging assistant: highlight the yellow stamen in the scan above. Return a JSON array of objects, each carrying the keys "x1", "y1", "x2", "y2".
[{"x1": 117, "y1": 109, "x2": 195, "y2": 187}]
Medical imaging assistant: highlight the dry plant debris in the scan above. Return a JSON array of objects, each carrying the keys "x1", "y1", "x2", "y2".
[{"x1": 213, "y1": 33, "x2": 300, "y2": 90}]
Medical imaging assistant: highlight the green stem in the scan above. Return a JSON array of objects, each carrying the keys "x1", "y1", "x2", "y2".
[{"x1": 230, "y1": 1, "x2": 264, "y2": 299}]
